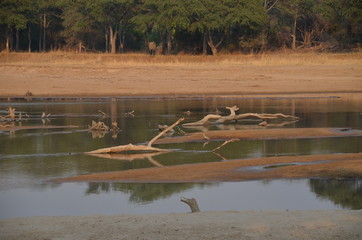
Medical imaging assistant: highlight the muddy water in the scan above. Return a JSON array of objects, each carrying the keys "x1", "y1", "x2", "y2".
[{"x1": 0, "y1": 96, "x2": 361, "y2": 218}]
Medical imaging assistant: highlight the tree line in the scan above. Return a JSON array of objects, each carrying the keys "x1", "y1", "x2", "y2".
[{"x1": 1, "y1": 0, "x2": 361, "y2": 55}]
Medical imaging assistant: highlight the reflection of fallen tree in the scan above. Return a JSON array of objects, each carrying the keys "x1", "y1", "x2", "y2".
[
  {"x1": 154, "y1": 128, "x2": 362, "y2": 145},
  {"x1": 87, "y1": 152, "x2": 165, "y2": 167},
  {"x1": 0, "y1": 107, "x2": 16, "y2": 121},
  {"x1": 86, "y1": 118, "x2": 184, "y2": 154},
  {"x1": 183, "y1": 106, "x2": 299, "y2": 126}
]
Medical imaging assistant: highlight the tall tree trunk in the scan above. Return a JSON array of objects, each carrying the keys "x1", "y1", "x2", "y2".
[
  {"x1": 105, "y1": 27, "x2": 109, "y2": 53},
  {"x1": 292, "y1": 12, "x2": 297, "y2": 50},
  {"x1": 43, "y1": 14, "x2": 47, "y2": 52},
  {"x1": 119, "y1": 31, "x2": 125, "y2": 53},
  {"x1": 5, "y1": 28, "x2": 10, "y2": 52},
  {"x1": 28, "y1": 26, "x2": 31, "y2": 52},
  {"x1": 39, "y1": 16, "x2": 42, "y2": 52},
  {"x1": 202, "y1": 32, "x2": 207, "y2": 55},
  {"x1": 78, "y1": 42, "x2": 83, "y2": 53},
  {"x1": 109, "y1": 26, "x2": 117, "y2": 54},
  {"x1": 167, "y1": 29, "x2": 171, "y2": 55},
  {"x1": 5, "y1": 36, "x2": 10, "y2": 52},
  {"x1": 207, "y1": 31, "x2": 223, "y2": 56},
  {"x1": 15, "y1": 29, "x2": 19, "y2": 52}
]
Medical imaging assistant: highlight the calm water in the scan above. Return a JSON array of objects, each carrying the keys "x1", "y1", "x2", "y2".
[{"x1": 0, "y1": 96, "x2": 361, "y2": 219}]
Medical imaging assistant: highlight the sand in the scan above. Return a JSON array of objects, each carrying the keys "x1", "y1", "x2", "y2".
[
  {"x1": 0, "y1": 52, "x2": 361, "y2": 98},
  {"x1": 1, "y1": 210, "x2": 361, "y2": 240},
  {"x1": 57, "y1": 153, "x2": 362, "y2": 182}
]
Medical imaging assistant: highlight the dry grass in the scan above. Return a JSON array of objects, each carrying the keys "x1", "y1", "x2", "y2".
[{"x1": 1, "y1": 50, "x2": 361, "y2": 67}]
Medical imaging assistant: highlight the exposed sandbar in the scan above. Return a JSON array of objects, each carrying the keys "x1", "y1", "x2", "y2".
[
  {"x1": 55, "y1": 153, "x2": 362, "y2": 182},
  {"x1": 154, "y1": 128, "x2": 362, "y2": 144}
]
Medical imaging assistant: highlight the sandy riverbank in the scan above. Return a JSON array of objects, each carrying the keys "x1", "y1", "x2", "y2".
[
  {"x1": 0, "y1": 52, "x2": 361, "y2": 98},
  {"x1": 1, "y1": 210, "x2": 361, "y2": 240}
]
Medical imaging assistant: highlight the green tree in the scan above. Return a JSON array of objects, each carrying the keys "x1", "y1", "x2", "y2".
[
  {"x1": 35, "y1": 0, "x2": 63, "y2": 52},
  {"x1": 90, "y1": 0, "x2": 136, "y2": 54},
  {"x1": 188, "y1": 0, "x2": 267, "y2": 55},
  {"x1": 322, "y1": 0, "x2": 362, "y2": 45},
  {"x1": 131, "y1": 0, "x2": 189, "y2": 54},
  {"x1": 188, "y1": 0, "x2": 228, "y2": 55},
  {"x1": 60, "y1": 0, "x2": 98, "y2": 52},
  {"x1": 0, "y1": 0, "x2": 31, "y2": 52}
]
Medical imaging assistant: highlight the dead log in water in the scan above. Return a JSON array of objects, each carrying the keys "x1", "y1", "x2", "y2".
[
  {"x1": 183, "y1": 105, "x2": 299, "y2": 126},
  {"x1": 86, "y1": 118, "x2": 184, "y2": 154},
  {"x1": 0, "y1": 107, "x2": 16, "y2": 121}
]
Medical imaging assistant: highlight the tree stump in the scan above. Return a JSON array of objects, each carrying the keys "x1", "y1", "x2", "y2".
[{"x1": 180, "y1": 197, "x2": 200, "y2": 212}]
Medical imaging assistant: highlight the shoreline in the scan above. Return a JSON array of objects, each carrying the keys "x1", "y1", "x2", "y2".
[{"x1": 1, "y1": 92, "x2": 361, "y2": 102}]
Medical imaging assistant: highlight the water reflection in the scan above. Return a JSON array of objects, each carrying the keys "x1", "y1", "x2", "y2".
[
  {"x1": 85, "y1": 182, "x2": 211, "y2": 204},
  {"x1": 309, "y1": 179, "x2": 362, "y2": 209},
  {"x1": 81, "y1": 179, "x2": 362, "y2": 210},
  {"x1": 0, "y1": 96, "x2": 361, "y2": 217}
]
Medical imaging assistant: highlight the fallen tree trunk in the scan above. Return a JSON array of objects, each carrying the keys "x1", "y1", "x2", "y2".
[
  {"x1": 86, "y1": 143, "x2": 171, "y2": 154},
  {"x1": 183, "y1": 105, "x2": 299, "y2": 126},
  {"x1": 86, "y1": 118, "x2": 184, "y2": 154}
]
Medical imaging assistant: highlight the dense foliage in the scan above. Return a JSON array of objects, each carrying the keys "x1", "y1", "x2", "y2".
[{"x1": 0, "y1": 0, "x2": 361, "y2": 54}]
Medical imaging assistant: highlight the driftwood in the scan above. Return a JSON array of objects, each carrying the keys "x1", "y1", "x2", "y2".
[
  {"x1": 0, "y1": 107, "x2": 16, "y2": 121},
  {"x1": 41, "y1": 112, "x2": 51, "y2": 118},
  {"x1": 183, "y1": 105, "x2": 299, "y2": 126},
  {"x1": 180, "y1": 197, "x2": 200, "y2": 213},
  {"x1": 86, "y1": 118, "x2": 184, "y2": 154},
  {"x1": 125, "y1": 110, "x2": 135, "y2": 117},
  {"x1": 111, "y1": 121, "x2": 120, "y2": 131},
  {"x1": 212, "y1": 138, "x2": 239, "y2": 152},
  {"x1": 88, "y1": 121, "x2": 110, "y2": 131}
]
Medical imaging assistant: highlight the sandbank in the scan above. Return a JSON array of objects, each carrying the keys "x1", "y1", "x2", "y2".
[{"x1": 0, "y1": 52, "x2": 361, "y2": 98}]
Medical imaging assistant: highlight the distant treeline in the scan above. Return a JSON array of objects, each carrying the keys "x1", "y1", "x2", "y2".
[{"x1": 1, "y1": 0, "x2": 361, "y2": 54}]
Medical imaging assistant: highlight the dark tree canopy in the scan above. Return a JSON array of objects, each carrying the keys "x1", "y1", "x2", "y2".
[{"x1": 0, "y1": 0, "x2": 360, "y2": 54}]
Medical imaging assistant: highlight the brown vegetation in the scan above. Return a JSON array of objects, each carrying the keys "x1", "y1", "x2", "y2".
[{"x1": 1, "y1": 51, "x2": 361, "y2": 66}]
